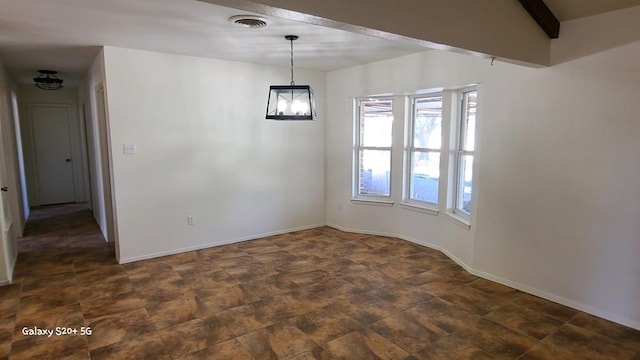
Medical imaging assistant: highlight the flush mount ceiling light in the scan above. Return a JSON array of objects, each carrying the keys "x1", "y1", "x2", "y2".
[
  {"x1": 228, "y1": 15, "x2": 270, "y2": 29},
  {"x1": 266, "y1": 35, "x2": 316, "y2": 121},
  {"x1": 33, "y1": 70, "x2": 63, "y2": 90}
]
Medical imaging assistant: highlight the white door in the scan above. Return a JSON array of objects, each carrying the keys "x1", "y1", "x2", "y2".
[{"x1": 30, "y1": 105, "x2": 75, "y2": 205}]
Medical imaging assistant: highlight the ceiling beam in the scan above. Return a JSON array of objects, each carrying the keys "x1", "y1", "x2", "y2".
[
  {"x1": 518, "y1": 0, "x2": 560, "y2": 38},
  {"x1": 200, "y1": 0, "x2": 552, "y2": 66}
]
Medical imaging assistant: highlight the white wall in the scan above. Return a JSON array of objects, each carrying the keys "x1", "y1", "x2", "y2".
[
  {"x1": 17, "y1": 85, "x2": 88, "y2": 206},
  {"x1": 326, "y1": 42, "x2": 640, "y2": 329},
  {"x1": 101, "y1": 46, "x2": 326, "y2": 262}
]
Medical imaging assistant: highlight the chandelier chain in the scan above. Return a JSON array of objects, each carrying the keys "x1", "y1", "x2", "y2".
[{"x1": 290, "y1": 37, "x2": 295, "y2": 86}]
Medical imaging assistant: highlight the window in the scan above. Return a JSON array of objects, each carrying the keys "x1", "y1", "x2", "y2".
[
  {"x1": 454, "y1": 89, "x2": 477, "y2": 217},
  {"x1": 407, "y1": 95, "x2": 442, "y2": 205},
  {"x1": 354, "y1": 98, "x2": 393, "y2": 197}
]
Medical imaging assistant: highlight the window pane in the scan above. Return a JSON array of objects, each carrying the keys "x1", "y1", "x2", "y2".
[
  {"x1": 359, "y1": 149, "x2": 391, "y2": 196},
  {"x1": 456, "y1": 155, "x2": 473, "y2": 215},
  {"x1": 413, "y1": 96, "x2": 442, "y2": 149},
  {"x1": 360, "y1": 100, "x2": 393, "y2": 147},
  {"x1": 461, "y1": 91, "x2": 477, "y2": 151},
  {"x1": 410, "y1": 151, "x2": 439, "y2": 204}
]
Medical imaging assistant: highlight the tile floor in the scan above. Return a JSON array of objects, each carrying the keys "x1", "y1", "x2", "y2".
[{"x1": 0, "y1": 203, "x2": 639, "y2": 359}]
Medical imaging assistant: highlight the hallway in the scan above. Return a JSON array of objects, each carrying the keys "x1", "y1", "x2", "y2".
[{"x1": 1, "y1": 203, "x2": 117, "y2": 359}]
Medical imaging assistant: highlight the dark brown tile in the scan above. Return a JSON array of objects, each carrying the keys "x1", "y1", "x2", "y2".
[
  {"x1": 340, "y1": 269, "x2": 396, "y2": 293},
  {"x1": 157, "y1": 251, "x2": 201, "y2": 266},
  {"x1": 144, "y1": 293, "x2": 211, "y2": 330},
  {"x1": 89, "y1": 332, "x2": 170, "y2": 360},
  {"x1": 180, "y1": 338, "x2": 254, "y2": 360},
  {"x1": 0, "y1": 317, "x2": 14, "y2": 357},
  {"x1": 0, "y1": 297, "x2": 18, "y2": 321},
  {"x1": 374, "y1": 260, "x2": 431, "y2": 280},
  {"x1": 318, "y1": 258, "x2": 368, "y2": 276},
  {"x1": 241, "y1": 273, "x2": 299, "y2": 298},
  {"x1": 196, "y1": 284, "x2": 260, "y2": 313},
  {"x1": 418, "y1": 279, "x2": 463, "y2": 298},
  {"x1": 518, "y1": 341, "x2": 593, "y2": 360},
  {"x1": 511, "y1": 292, "x2": 578, "y2": 322},
  {"x1": 438, "y1": 286, "x2": 505, "y2": 315},
  {"x1": 409, "y1": 297, "x2": 483, "y2": 334},
  {"x1": 181, "y1": 269, "x2": 240, "y2": 290},
  {"x1": 284, "y1": 269, "x2": 334, "y2": 287},
  {"x1": 81, "y1": 290, "x2": 145, "y2": 318},
  {"x1": 14, "y1": 302, "x2": 84, "y2": 342},
  {"x1": 467, "y1": 278, "x2": 521, "y2": 298},
  {"x1": 543, "y1": 323, "x2": 637, "y2": 360},
  {"x1": 413, "y1": 334, "x2": 494, "y2": 360},
  {"x1": 370, "y1": 311, "x2": 447, "y2": 353},
  {"x1": 345, "y1": 250, "x2": 389, "y2": 267},
  {"x1": 361, "y1": 236, "x2": 396, "y2": 249},
  {"x1": 74, "y1": 264, "x2": 127, "y2": 285},
  {"x1": 132, "y1": 271, "x2": 192, "y2": 302},
  {"x1": 78, "y1": 276, "x2": 135, "y2": 308},
  {"x1": 10, "y1": 335, "x2": 89, "y2": 360},
  {"x1": 289, "y1": 345, "x2": 337, "y2": 360},
  {"x1": 123, "y1": 260, "x2": 174, "y2": 282},
  {"x1": 455, "y1": 318, "x2": 538, "y2": 359},
  {"x1": 284, "y1": 286, "x2": 334, "y2": 311},
  {"x1": 217, "y1": 301, "x2": 275, "y2": 337},
  {"x1": 325, "y1": 328, "x2": 410, "y2": 359},
  {"x1": 568, "y1": 312, "x2": 640, "y2": 350},
  {"x1": 367, "y1": 284, "x2": 433, "y2": 312},
  {"x1": 84, "y1": 308, "x2": 155, "y2": 350},
  {"x1": 158, "y1": 316, "x2": 234, "y2": 358},
  {"x1": 197, "y1": 245, "x2": 247, "y2": 261},
  {"x1": 229, "y1": 263, "x2": 281, "y2": 282},
  {"x1": 291, "y1": 306, "x2": 362, "y2": 345},
  {"x1": 20, "y1": 274, "x2": 78, "y2": 300},
  {"x1": 485, "y1": 303, "x2": 563, "y2": 339},
  {"x1": 330, "y1": 293, "x2": 395, "y2": 325},
  {"x1": 237, "y1": 322, "x2": 318, "y2": 360},
  {"x1": 262, "y1": 294, "x2": 320, "y2": 323}
]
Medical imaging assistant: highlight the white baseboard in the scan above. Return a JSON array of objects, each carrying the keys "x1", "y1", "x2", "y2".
[
  {"x1": 0, "y1": 279, "x2": 10, "y2": 286},
  {"x1": 326, "y1": 223, "x2": 640, "y2": 331},
  {"x1": 118, "y1": 223, "x2": 326, "y2": 264}
]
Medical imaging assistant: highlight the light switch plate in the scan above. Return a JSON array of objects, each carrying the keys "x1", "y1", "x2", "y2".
[{"x1": 123, "y1": 144, "x2": 137, "y2": 155}]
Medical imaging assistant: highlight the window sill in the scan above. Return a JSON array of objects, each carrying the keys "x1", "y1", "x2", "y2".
[
  {"x1": 444, "y1": 211, "x2": 471, "y2": 230},
  {"x1": 400, "y1": 202, "x2": 439, "y2": 216},
  {"x1": 350, "y1": 198, "x2": 395, "y2": 207}
]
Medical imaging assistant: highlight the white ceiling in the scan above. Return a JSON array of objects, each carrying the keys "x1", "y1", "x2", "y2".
[
  {"x1": 545, "y1": 0, "x2": 640, "y2": 21},
  {"x1": 1, "y1": 0, "x2": 638, "y2": 86},
  {"x1": 0, "y1": 0, "x2": 427, "y2": 86}
]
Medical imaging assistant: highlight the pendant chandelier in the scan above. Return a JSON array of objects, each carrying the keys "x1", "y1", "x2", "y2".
[
  {"x1": 266, "y1": 35, "x2": 316, "y2": 121},
  {"x1": 33, "y1": 70, "x2": 64, "y2": 90}
]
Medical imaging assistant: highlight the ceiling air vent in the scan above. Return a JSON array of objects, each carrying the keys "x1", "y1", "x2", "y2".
[{"x1": 228, "y1": 15, "x2": 270, "y2": 29}]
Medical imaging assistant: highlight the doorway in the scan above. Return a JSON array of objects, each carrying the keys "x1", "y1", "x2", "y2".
[{"x1": 28, "y1": 104, "x2": 76, "y2": 205}]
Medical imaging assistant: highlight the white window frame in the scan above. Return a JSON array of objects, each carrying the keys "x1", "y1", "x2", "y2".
[
  {"x1": 452, "y1": 87, "x2": 477, "y2": 220},
  {"x1": 404, "y1": 94, "x2": 443, "y2": 209},
  {"x1": 353, "y1": 97, "x2": 394, "y2": 200}
]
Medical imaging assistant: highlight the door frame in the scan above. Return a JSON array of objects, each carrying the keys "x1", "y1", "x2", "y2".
[{"x1": 95, "y1": 84, "x2": 118, "y2": 258}]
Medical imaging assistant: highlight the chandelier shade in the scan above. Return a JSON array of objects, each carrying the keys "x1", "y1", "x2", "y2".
[
  {"x1": 33, "y1": 70, "x2": 63, "y2": 90},
  {"x1": 266, "y1": 85, "x2": 316, "y2": 120},
  {"x1": 266, "y1": 35, "x2": 316, "y2": 121}
]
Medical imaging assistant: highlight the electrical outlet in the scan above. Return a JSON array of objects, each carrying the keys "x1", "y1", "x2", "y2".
[
  {"x1": 187, "y1": 215, "x2": 195, "y2": 225},
  {"x1": 123, "y1": 144, "x2": 137, "y2": 155}
]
